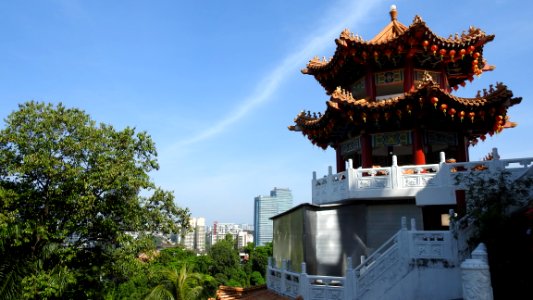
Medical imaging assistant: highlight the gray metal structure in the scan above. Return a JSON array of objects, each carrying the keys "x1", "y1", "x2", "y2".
[{"x1": 272, "y1": 200, "x2": 423, "y2": 276}]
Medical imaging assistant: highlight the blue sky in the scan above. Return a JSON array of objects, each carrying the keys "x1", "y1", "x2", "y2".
[{"x1": 1, "y1": 0, "x2": 532, "y2": 226}]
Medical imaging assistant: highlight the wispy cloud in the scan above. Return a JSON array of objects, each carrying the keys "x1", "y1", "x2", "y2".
[{"x1": 171, "y1": 0, "x2": 385, "y2": 149}]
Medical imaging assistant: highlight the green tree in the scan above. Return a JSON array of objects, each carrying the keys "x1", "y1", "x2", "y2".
[
  {"x1": 208, "y1": 234, "x2": 244, "y2": 286},
  {"x1": 145, "y1": 264, "x2": 204, "y2": 300},
  {"x1": 456, "y1": 169, "x2": 532, "y2": 299},
  {"x1": 0, "y1": 102, "x2": 190, "y2": 299}
]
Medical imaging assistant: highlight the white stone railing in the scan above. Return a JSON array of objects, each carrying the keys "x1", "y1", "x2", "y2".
[
  {"x1": 312, "y1": 148, "x2": 533, "y2": 205},
  {"x1": 267, "y1": 217, "x2": 461, "y2": 300}
]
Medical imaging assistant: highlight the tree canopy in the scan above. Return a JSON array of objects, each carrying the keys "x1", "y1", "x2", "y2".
[{"x1": 0, "y1": 102, "x2": 190, "y2": 299}]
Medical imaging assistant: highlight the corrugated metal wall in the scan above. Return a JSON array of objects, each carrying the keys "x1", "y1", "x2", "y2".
[{"x1": 272, "y1": 200, "x2": 423, "y2": 276}]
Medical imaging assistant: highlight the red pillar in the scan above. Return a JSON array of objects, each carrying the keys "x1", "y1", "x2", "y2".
[
  {"x1": 456, "y1": 134, "x2": 468, "y2": 162},
  {"x1": 365, "y1": 66, "x2": 375, "y2": 100},
  {"x1": 336, "y1": 147, "x2": 345, "y2": 173},
  {"x1": 361, "y1": 133, "x2": 373, "y2": 168},
  {"x1": 412, "y1": 128, "x2": 426, "y2": 165},
  {"x1": 403, "y1": 58, "x2": 414, "y2": 93}
]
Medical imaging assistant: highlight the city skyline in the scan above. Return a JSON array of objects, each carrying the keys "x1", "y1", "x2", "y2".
[{"x1": 1, "y1": 1, "x2": 532, "y2": 226}]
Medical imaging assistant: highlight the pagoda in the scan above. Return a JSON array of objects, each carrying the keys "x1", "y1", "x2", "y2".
[
  {"x1": 290, "y1": 6, "x2": 520, "y2": 171},
  {"x1": 267, "y1": 6, "x2": 529, "y2": 300}
]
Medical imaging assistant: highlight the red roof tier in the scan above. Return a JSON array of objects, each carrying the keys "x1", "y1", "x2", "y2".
[
  {"x1": 289, "y1": 74, "x2": 521, "y2": 150},
  {"x1": 302, "y1": 7, "x2": 495, "y2": 94}
]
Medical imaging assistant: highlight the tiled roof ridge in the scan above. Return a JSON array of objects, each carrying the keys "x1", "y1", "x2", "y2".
[
  {"x1": 291, "y1": 80, "x2": 518, "y2": 129},
  {"x1": 304, "y1": 11, "x2": 493, "y2": 73}
]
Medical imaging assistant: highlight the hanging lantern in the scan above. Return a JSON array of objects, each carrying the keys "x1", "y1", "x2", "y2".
[
  {"x1": 469, "y1": 111, "x2": 476, "y2": 122},
  {"x1": 385, "y1": 49, "x2": 393, "y2": 59},
  {"x1": 396, "y1": 109, "x2": 402, "y2": 119},
  {"x1": 480, "y1": 134, "x2": 486, "y2": 141},
  {"x1": 460, "y1": 81, "x2": 466, "y2": 87},
  {"x1": 496, "y1": 115, "x2": 504, "y2": 124},
  {"x1": 431, "y1": 96, "x2": 439, "y2": 108},
  {"x1": 361, "y1": 51, "x2": 368, "y2": 60},
  {"x1": 449, "y1": 49, "x2": 456, "y2": 62},
  {"x1": 361, "y1": 112, "x2": 367, "y2": 123},
  {"x1": 440, "y1": 103, "x2": 448, "y2": 115},
  {"x1": 422, "y1": 40, "x2": 429, "y2": 50},
  {"x1": 453, "y1": 85, "x2": 459, "y2": 91},
  {"x1": 384, "y1": 111, "x2": 391, "y2": 121},
  {"x1": 406, "y1": 104, "x2": 412, "y2": 114},
  {"x1": 373, "y1": 112, "x2": 380, "y2": 123},
  {"x1": 374, "y1": 51, "x2": 379, "y2": 62},
  {"x1": 397, "y1": 44, "x2": 404, "y2": 53},
  {"x1": 489, "y1": 131, "x2": 494, "y2": 137},
  {"x1": 460, "y1": 49, "x2": 466, "y2": 59},
  {"x1": 478, "y1": 110, "x2": 485, "y2": 120},
  {"x1": 473, "y1": 52, "x2": 480, "y2": 59},
  {"x1": 459, "y1": 111, "x2": 465, "y2": 122},
  {"x1": 448, "y1": 108, "x2": 456, "y2": 119},
  {"x1": 468, "y1": 45, "x2": 475, "y2": 54},
  {"x1": 431, "y1": 44, "x2": 438, "y2": 56},
  {"x1": 439, "y1": 48, "x2": 446, "y2": 60}
]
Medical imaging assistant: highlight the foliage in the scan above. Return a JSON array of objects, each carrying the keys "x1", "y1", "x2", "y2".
[
  {"x1": 242, "y1": 242, "x2": 272, "y2": 285},
  {"x1": 456, "y1": 169, "x2": 532, "y2": 243},
  {"x1": 456, "y1": 168, "x2": 533, "y2": 298},
  {"x1": 0, "y1": 102, "x2": 190, "y2": 298},
  {"x1": 208, "y1": 235, "x2": 241, "y2": 285},
  {"x1": 249, "y1": 271, "x2": 266, "y2": 286},
  {"x1": 145, "y1": 264, "x2": 204, "y2": 300}
]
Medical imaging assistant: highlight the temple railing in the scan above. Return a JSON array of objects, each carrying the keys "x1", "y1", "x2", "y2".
[
  {"x1": 267, "y1": 217, "x2": 461, "y2": 300},
  {"x1": 312, "y1": 148, "x2": 533, "y2": 205}
]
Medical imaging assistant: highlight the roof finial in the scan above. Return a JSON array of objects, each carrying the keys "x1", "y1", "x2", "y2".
[{"x1": 390, "y1": 5, "x2": 398, "y2": 21}]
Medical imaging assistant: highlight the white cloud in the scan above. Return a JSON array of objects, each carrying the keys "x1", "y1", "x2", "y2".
[{"x1": 166, "y1": 0, "x2": 386, "y2": 150}]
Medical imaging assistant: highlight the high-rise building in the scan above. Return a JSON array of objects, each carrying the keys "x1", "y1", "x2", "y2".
[
  {"x1": 181, "y1": 217, "x2": 206, "y2": 253},
  {"x1": 194, "y1": 217, "x2": 206, "y2": 253},
  {"x1": 254, "y1": 187, "x2": 293, "y2": 246}
]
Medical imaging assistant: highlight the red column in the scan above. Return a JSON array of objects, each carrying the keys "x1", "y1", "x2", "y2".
[
  {"x1": 403, "y1": 58, "x2": 414, "y2": 93},
  {"x1": 456, "y1": 134, "x2": 468, "y2": 162},
  {"x1": 412, "y1": 128, "x2": 426, "y2": 165},
  {"x1": 361, "y1": 133, "x2": 373, "y2": 168},
  {"x1": 365, "y1": 66, "x2": 375, "y2": 100},
  {"x1": 336, "y1": 147, "x2": 345, "y2": 173}
]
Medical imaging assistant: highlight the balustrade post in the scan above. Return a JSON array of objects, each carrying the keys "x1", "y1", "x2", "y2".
[
  {"x1": 299, "y1": 262, "x2": 309, "y2": 300},
  {"x1": 439, "y1": 151, "x2": 446, "y2": 164},
  {"x1": 344, "y1": 257, "x2": 354, "y2": 300},
  {"x1": 410, "y1": 218, "x2": 417, "y2": 231},
  {"x1": 391, "y1": 155, "x2": 399, "y2": 188},
  {"x1": 398, "y1": 217, "x2": 410, "y2": 263},
  {"x1": 461, "y1": 243, "x2": 493, "y2": 300},
  {"x1": 280, "y1": 259, "x2": 287, "y2": 296}
]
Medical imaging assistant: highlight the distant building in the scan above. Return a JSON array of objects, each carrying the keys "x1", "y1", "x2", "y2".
[
  {"x1": 237, "y1": 230, "x2": 254, "y2": 249},
  {"x1": 181, "y1": 217, "x2": 206, "y2": 253},
  {"x1": 254, "y1": 187, "x2": 293, "y2": 246},
  {"x1": 206, "y1": 222, "x2": 254, "y2": 250}
]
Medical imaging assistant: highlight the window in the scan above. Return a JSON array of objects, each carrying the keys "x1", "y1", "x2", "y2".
[
  {"x1": 350, "y1": 77, "x2": 366, "y2": 99},
  {"x1": 375, "y1": 69, "x2": 404, "y2": 98}
]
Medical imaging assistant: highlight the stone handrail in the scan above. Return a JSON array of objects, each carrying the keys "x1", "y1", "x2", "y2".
[
  {"x1": 312, "y1": 149, "x2": 533, "y2": 205},
  {"x1": 267, "y1": 217, "x2": 462, "y2": 300}
]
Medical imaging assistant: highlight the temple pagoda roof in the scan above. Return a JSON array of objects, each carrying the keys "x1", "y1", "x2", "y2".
[
  {"x1": 290, "y1": 75, "x2": 521, "y2": 150},
  {"x1": 302, "y1": 6, "x2": 495, "y2": 93}
]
